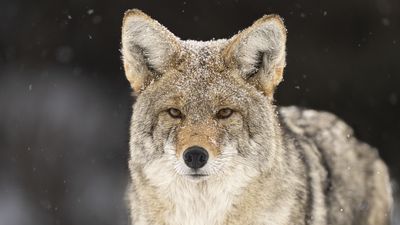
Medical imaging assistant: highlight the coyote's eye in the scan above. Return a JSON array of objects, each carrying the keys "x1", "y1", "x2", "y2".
[
  {"x1": 216, "y1": 108, "x2": 233, "y2": 119},
  {"x1": 167, "y1": 108, "x2": 183, "y2": 118}
]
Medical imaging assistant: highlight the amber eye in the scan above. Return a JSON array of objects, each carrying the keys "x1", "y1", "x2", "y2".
[
  {"x1": 168, "y1": 108, "x2": 183, "y2": 118},
  {"x1": 216, "y1": 108, "x2": 233, "y2": 119}
]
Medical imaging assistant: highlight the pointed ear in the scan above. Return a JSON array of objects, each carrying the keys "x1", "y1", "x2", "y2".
[
  {"x1": 223, "y1": 15, "x2": 287, "y2": 97},
  {"x1": 121, "y1": 9, "x2": 181, "y2": 93}
]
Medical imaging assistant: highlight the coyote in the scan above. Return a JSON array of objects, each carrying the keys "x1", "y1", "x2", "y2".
[{"x1": 121, "y1": 9, "x2": 392, "y2": 225}]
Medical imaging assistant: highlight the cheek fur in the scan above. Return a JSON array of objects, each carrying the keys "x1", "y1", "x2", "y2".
[
  {"x1": 151, "y1": 114, "x2": 180, "y2": 153},
  {"x1": 219, "y1": 114, "x2": 245, "y2": 139}
]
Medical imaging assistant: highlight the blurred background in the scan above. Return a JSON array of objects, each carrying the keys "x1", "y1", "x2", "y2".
[{"x1": 0, "y1": 0, "x2": 399, "y2": 224}]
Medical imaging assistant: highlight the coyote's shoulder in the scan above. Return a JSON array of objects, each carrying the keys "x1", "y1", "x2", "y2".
[
  {"x1": 121, "y1": 9, "x2": 392, "y2": 225},
  {"x1": 279, "y1": 106, "x2": 392, "y2": 225}
]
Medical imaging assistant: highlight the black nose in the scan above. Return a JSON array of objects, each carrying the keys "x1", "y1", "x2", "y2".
[{"x1": 183, "y1": 146, "x2": 209, "y2": 169}]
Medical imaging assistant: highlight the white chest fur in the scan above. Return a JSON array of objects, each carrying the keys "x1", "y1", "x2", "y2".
[
  {"x1": 165, "y1": 181, "x2": 233, "y2": 225},
  {"x1": 141, "y1": 157, "x2": 259, "y2": 225}
]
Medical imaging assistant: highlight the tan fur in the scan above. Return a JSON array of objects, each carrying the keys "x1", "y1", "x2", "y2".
[
  {"x1": 121, "y1": 9, "x2": 392, "y2": 225},
  {"x1": 176, "y1": 121, "x2": 221, "y2": 157}
]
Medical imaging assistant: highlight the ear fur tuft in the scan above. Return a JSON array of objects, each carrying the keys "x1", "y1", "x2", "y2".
[{"x1": 224, "y1": 14, "x2": 287, "y2": 96}]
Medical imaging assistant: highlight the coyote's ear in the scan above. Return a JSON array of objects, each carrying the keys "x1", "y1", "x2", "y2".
[
  {"x1": 121, "y1": 9, "x2": 180, "y2": 93},
  {"x1": 224, "y1": 15, "x2": 287, "y2": 97}
]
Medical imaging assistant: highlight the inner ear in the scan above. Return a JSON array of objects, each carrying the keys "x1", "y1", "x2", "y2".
[
  {"x1": 131, "y1": 44, "x2": 160, "y2": 76},
  {"x1": 246, "y1": 51, "x2": 264, "y2": 78}
]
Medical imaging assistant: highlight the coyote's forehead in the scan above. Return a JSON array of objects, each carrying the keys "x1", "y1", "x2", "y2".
[
  {"x1": 173, "y1": 40, "x2": 234, "y2": 91},
  {"x1": 180, "y1": 40, "x2": 227, "y2": 71},
  {"x1": 175, "y1": 40, "x2": 229, "y2": 90},
  {"x1": 148, "y1": 40, "x2": 251, "y2": 109}
]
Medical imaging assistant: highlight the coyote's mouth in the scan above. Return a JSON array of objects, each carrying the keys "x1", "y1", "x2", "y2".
[
  {"x1": 188, "y1": 174, "x2": 208, "y2": 177},
  {"x1": 185, "y1": 173, "x2": 209, "y2": 181}
]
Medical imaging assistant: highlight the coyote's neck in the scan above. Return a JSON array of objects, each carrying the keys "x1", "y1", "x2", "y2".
[{"x1": 164, "y1": 180, "x2": 236, "y2": 225}]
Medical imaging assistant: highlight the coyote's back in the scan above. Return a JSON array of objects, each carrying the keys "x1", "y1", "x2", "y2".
[{"x1": 121, "y1": 9, "x2": 392, "y2": 225}]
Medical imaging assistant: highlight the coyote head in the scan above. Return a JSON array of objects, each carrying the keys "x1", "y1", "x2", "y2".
[{"x1": 122, "y1": 9, "x2": 286, "y2": 182}]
